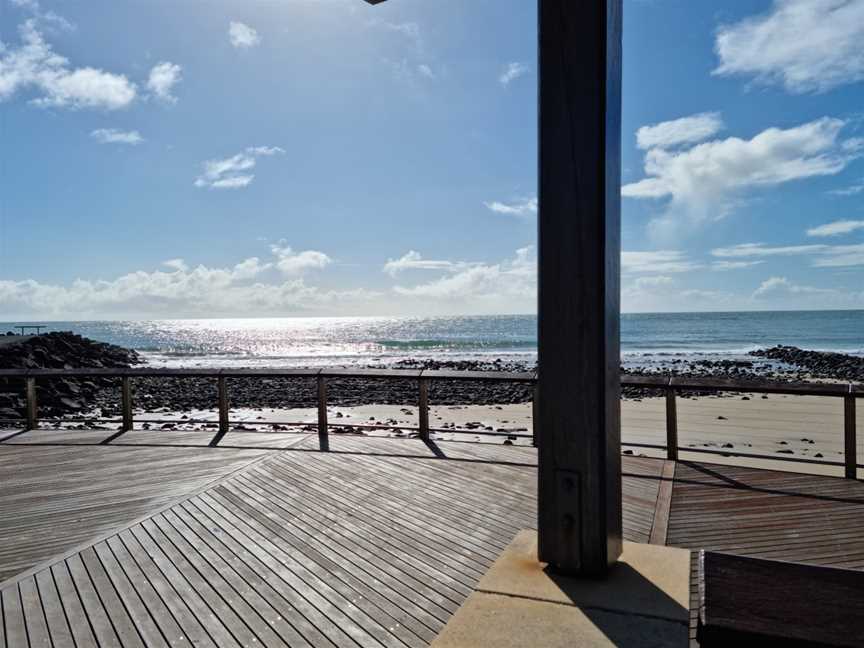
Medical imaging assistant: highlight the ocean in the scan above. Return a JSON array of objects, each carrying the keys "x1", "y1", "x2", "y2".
[{"x1": 2, "y1": 311, "x2": 862, "y2": 370}]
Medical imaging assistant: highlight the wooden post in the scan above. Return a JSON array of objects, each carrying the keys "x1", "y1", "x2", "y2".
[
  {"x1": 218, "y1": 376, "x2": 229, "y2": 435},
  {"x1": 845, "y1": 388, "x2": 857, "y2": 480},
  {"x1": 317, "y1": 376, "x2": 329, "y2": 451},
  {"x1": 418, "y1": 378, "x2": 430, "y2": 441},
  {"x1": 121, "y1": 377, "x2": 133, "y2": 432},
  {"x1": 25, "y1": 377, "x2": 37, "y2": 431},
  {"x1": 532, "y1": 383, "x2": 539, "y2": 448},
  {"x1": 666, "y1": 382, "x2": 679, "y2": 461},
  {"x1": 537, "y1": 0, "x2": 623, "y2": 575}
]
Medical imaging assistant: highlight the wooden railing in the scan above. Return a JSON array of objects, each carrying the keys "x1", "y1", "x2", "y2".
[
  {"x1": 0, "y1": 367, "x2": 537, "y2": 452},
  {"x1": 0, "y1": 368, "x2": 860, "y2": 477}
]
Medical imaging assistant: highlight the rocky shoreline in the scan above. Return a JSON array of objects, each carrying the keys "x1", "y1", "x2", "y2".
[{"x1": 0, "y1": 333, "x2": 862, "y2": 420}]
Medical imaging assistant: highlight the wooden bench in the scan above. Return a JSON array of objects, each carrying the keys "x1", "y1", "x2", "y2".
[{"x1": 698, "y1": 550, "x2": 864, "y2": 647}]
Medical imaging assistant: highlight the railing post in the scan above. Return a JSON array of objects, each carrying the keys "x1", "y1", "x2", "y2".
[
  {"x1": 665, "y1": 379, "x2": 678, "y2": 461},
  {"x1": 418, "y1": 378, "x2": 430, "y2": 441},
  {"x1": 317, "y1": 375, "x2": 329, "y2": 451},
  {"x1": 845, "y1": 386, "x2": 857, "y2": 479},
  {"x1": 25, "y1": 376, "x2": 37, "y2": 431},
  {"x1": 218, "y1": 376, "x2": 229, "y2": 435},
  {"x1": 532, "y1": 382, "x2": 539, "y2": 448},
  {"x1": 121, "y1": 376, "x2": 133, "y2": 432}
]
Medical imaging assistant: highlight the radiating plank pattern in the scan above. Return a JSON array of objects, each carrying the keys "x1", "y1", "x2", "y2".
[
  {"x1": 0, "y1": 435, "x2": 670, "y2": 648},
  {"x1": 14, "y1": 430, "x2": 863, "y2": 648},
  {"x1": 0, "y1": 428, "x2": 304, "y2": 582}
]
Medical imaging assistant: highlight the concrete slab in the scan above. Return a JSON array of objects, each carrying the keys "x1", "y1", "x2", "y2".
[
  {"x1": 432, "y1": 530, "x2": 691, "y2": 647},
  {"x1": 478, "y1": 529, "x2": 691, "y2": 621},
  {"x1": 432, "y1": 591, "x2": 688, "y2": 648}
]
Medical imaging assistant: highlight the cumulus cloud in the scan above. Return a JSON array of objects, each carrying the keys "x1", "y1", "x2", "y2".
[
  {"x1": 146, "y1": 61, "x2": 182, "y2": 103},
  {"x1": 0, "y1": 20, "x2": 136, "y2": 110},
  {"x1": 750, "y1": 276, "x2": 864, "y2": 310},
  {"x1": 499, "y1": 62, "x2": 528, "y2": 86},
  {"x1": 622, "y1": 275, "x2": 738, "y2": 312},
  {"x1": 90, "y1": 128, "x2": 143, "y2": 145},
  {"x1": 194, "y1": 146, "x2": 285, "y2": 190},
  {"x1": 393, "y1": 247, "x2": 536, "y2": 305},
  {"x1": 636, "y1": 112, "x2": 724, "y2": 150},
  {"x1": 0, "y1": 246, "x2": 363, "y2": 318},
  {"x1": 714, "y1": 0, "x2": 864, "y2": 94},
  {"x1": 269, "y1": 244, "x2": 332, "y2": 275},
  {"x1": 713, "y1": 242, "x2": 864, "y2": 267},
  {"x1": 383, "y1": 251, "x2": 465, "y2": 276},
  {"x1": 624, "y1": 116, "x2": 862, "y2": 231},
  {"x1": 621, "y1": 251, "x2": 700, "y2": 274},
  {"x1": 807, "y1": 219, "x2": 864, "y2": 237},
  {"x1": 710, "y1": 260, "x2": 765, "y2": 271},
  {"x1": 229, "y1": 22, "x2": 261, "y2": 48},
  {"x1": 484, "y1": 196, "x2": 537, "y2": 217}
]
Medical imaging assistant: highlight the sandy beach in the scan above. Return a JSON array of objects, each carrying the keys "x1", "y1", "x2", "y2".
[{"x1": 29, "y1": 390, "x2": 854, "y2": 480}]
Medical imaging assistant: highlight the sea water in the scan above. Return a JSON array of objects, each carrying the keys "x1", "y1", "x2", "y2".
[{"x1": 1, "y1": 311, "x2": 862, "y2": 370}]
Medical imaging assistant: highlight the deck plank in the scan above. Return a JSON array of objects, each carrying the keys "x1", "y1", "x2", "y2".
[
  {"x1": 20, "y1": 434, "x2": 861, "y2": 647},
  {"x1": 0, "y1": 428, "x2": 302, "y2": 582}
]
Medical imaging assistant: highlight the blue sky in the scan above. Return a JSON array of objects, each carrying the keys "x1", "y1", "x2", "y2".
[{"x1": 0, "y1": 0, "x2": 862, "y2": 319}]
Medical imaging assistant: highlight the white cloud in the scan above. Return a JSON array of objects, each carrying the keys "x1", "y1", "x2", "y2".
[
  {"x1": 146, "y1": 61, "x2": 182, "y2": 103},
  {"x1": 621, "y1": 251, "x2": 700, "y2": 274},
  {"x1": 714, "y1": 0, "x2": 864, "y2": 94},
  {"x1": 633, "y1": 275, "x2": 674, "y2": 289},
  {"x1": 712, "y1": 241, "x2": 864, "y2": 267},
  {"x1": 807, "y1": 219, "x2": 864, "y2": 237},
  {"x1": 712, "y1": 243, "x2": 826, "y2": 258},
  {"x1": 499, "y1": 62, "x2": 528, "y2": 86},
  {"x1": 622, "y1": 275, "x2": 738, "y2": 312},
  {"x1": 624, "y1": 116, "x2": 861, "y2": 230},
  {"x1": 0, "y1": 21, "x2": 136, "y2": 110},
  {"x1": 382, "y1": 58, "x2": 437, "y2": 84},
  {"x1": 229, "y1": 22, "x2": 261, "y2": 49},
  {"x1": 393, "y1": 246, "x2": 536, "y2": 305},
  {"x1": 163, "y1": 259, "x2": 188, "y2": 272},
  {"x1": 829, "y1": 179, "x2": 864, "y2": 196},
  {"x1": 9, "y1": 0, "x2": 74, "y2": 32},
  {"x1": 383, "y1": 251, "x2": 464, "y2": 276},
  {"x1": 269, "y1": 244, "x2": 332, "y2": 275},
  {"x1": 0, "y1": 245, "x2": 370, "y2": 319},
  {"x1": 90, "y1": 128, "x2": 143, "y2": 145},
  {"x1": 194, "y1": 146, "x2": 285, "y2": 190},
  {"x1": 417, "y1": 64, "x2": 435, "y2": 79},
  {"x1": 484, "y1": 196, "x2": 537, "y2": 217},
  {"x1": 378, "y1": 21, "x2": 421, "y2": 43},
  {"x1": 753, "y1": 276, "x2": 837, "y2": 299},
  {"x1": 636, "y1": 112, "x2": 724, "y2": 150},
  {"x1": 710, "y1": 260, "x2": 765, "y2": 271}
]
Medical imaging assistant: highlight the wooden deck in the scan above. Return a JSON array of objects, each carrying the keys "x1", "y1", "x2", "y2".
[{"x1": 1, "y1": 429, "x2": 863, "y2": 646}]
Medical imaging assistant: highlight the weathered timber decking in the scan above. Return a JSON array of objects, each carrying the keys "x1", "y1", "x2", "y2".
[
  {"x1": 1, "y1": 430, "x2": 863, "y2": 646},
  {"x1": 0, "y1": 428, "x2": 306, "y2": 581}
]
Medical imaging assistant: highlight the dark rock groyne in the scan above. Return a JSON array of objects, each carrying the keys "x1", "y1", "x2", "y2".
[
  {"x1": 1, "y1": 335, "x2": 861, "y2": 420},
  {"x1": 748, "y1": 345, "x2": 864, "y2": 383},
  {"x1": 0, "y1": 332, "x2": 142, "y2": 419}
]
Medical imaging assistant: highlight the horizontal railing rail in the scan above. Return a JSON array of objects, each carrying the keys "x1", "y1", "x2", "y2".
[{"x1": 0, "y1": 368, "x2": 860, "y2": 476}]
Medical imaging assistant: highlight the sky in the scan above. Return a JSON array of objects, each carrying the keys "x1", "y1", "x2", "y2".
[{"x1": 0, "y1": 0, "x2": 863, "y2": 319}]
